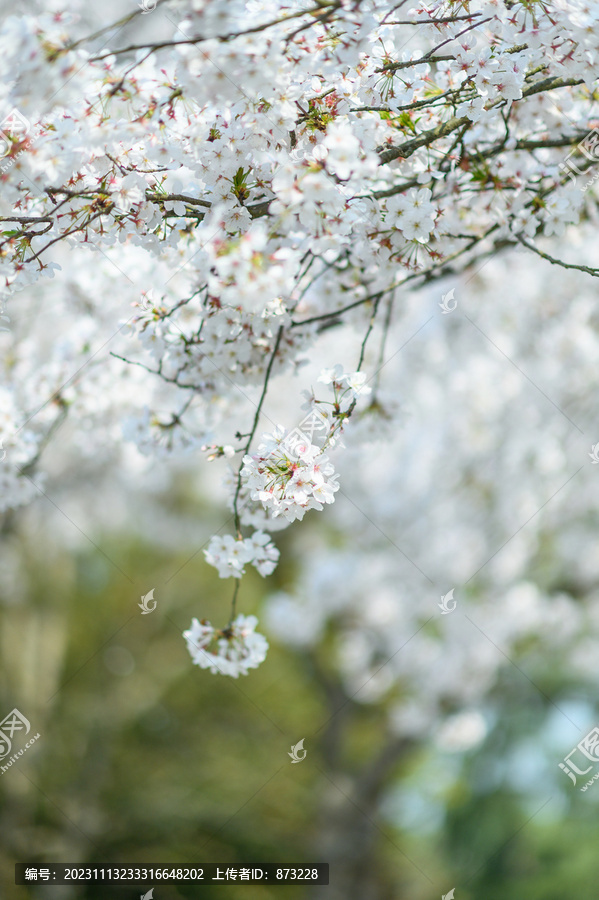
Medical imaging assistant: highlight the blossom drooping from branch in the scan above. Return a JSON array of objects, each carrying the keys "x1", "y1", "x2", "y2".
[
  {"x1": 241, "y1": 425, "x2": 340, "y2": 523},
  {"x1": 183, "y1": 614, "x2": 268, "y2": 677},
  {"x1": 204, "y1": 530, "x2": 280, "y2": 578}
]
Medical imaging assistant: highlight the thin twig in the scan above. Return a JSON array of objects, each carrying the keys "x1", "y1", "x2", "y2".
[
  {"x1": 515, "y1": 233, "x2": 599, "y2": 276},
  {"x1": 232, "y1": 325, "x2": 284, "y2": 536}
]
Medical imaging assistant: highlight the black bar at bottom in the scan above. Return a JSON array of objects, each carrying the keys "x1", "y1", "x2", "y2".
[{"x1": 15, "y1": 863, "x2": 329, "y2": 885}]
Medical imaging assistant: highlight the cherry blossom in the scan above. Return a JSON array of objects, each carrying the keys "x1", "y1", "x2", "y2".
[
  {"x1": 240, "y1": 425, "x2": 340, "y2": 524},
  {"x1": 1, "y1": 0, "x2": 599, "y2": 681},
  {"x1": 183, "y1": 614, "x2": 268, "y2": 677},
  {"x1": 204, "y1": 531, "x2": 279, "y2": 578}
]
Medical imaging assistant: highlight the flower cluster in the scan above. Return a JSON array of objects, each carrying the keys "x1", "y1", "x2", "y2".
[
  {"x1": 183, "y1": 614, "x2": 268, "y2": 677},
  {"x1": 317, "y1": 365, "x2": 371, "y2": 399},
  {"x1": 2, "y1": 0, "x2": 599, "y2": 684},
  {"x1": 204, "y1": 530, "x2": 279, "y2": 578},
  {"x1": 384, "y1": 188, "x2": 437, "y2": 244},
  {"x1": 241, "y1": 425, "x2": 340, "y2": 523}
]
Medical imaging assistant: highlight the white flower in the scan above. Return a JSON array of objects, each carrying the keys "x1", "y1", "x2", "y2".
[
  {"x1": 204, "y1": 534, "x2": 253, "y2": 578},
  {"x1": 183, "y1": 617, "x2": 214, "y2": 655},
  {"x1": 402, "y1": 209, "x2": 435, "y2": 243},
  {"x1": 317, "y1": 363, "x2": 348, "y2": 387},
  {"x1": 317, "y1": 365, "x2": 371, "y2": 398},
  {"x1": 183, "y1": 614, "x2": 268, "y2": 677},
  {"x1": 489, "y1": 56, "x2": 526, "y2": 102},
  {"x1": 456, "y1": 97, "x2": 487, "y2": 123},
  {"x1": 323, "y1": 121, "x2": 361, "y2": 179},
  {"x1": 386, "y1": 188, "x2": 436, "y2": 242},
  {"x1": 244, "y1": 530, "x2": 280, "y2": 576},
  {"x1": 345, "y1": 372, "x2": 371, "y2": 397}
]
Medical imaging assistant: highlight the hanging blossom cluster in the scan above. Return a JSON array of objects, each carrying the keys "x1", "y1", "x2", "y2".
[
  {"x1": 240, "y1": 426, "x2": 340, "y2": 523},
  {"x1": 240, "y1": 365, "x2": 370, "y2": 522},
  {"x1": 1, "y1": 0, "x2": 599, "y2": 676},
  {"x1": 183, "y1": 614, "x2": 268, "y2": 678},
  {"x1": 189, "y1": 365, "x2": 370, "y2": 673},
  {"x1": 204, "y1": 531, "x2": 280, "y2": 578}
]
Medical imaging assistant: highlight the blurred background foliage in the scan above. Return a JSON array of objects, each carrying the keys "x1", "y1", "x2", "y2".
[{"x1": 1, "y1": 484, "x2": 599, "y2": 900}]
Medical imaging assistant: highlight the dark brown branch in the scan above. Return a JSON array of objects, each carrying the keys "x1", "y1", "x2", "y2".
[{"x1": 377, "y1": 76, "x2": 585, "y2": 164}]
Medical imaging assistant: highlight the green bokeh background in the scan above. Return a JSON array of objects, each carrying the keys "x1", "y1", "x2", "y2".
[{"x1": 1, "y1": 490, "x2": 598, "y2": 900}]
